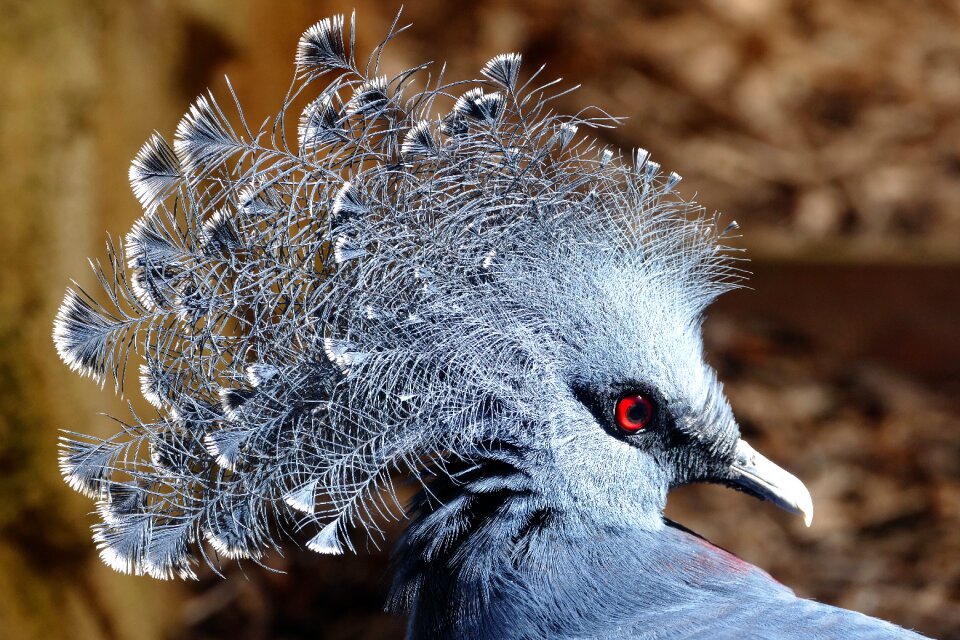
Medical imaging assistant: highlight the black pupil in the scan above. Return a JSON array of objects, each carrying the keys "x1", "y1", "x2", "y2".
[{"x1": 626, "y1": 398, "x2": 650, "y2": 424}]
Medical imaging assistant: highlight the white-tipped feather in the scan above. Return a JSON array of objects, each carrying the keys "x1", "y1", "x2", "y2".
[
  {"x1": 474, "y1": 92, "x2": 505, "y2": 121},
  {"x1": 139, "y1": 364, "x2": 164, "y2": 408},
  {"x1": 402, "y1": 120, "x2": 437, "y2": 157},
  {"x1": 201, "y1": 208, "x2": 241, "y2": 252},
  {"x1": 95, "y1": 539, "x2": 137, "y2": 575},
  {"x1": 634, "y1": 148, "x2": 650, "y2": 170},
  {"x1": 296, "y1": 15, "x2": 349, "y2": 71},
  {"x1": 128, "y1": 133, "x2": 180, "y2": 210},
  {"x1": 481, "y1": 53, "x2": 522, "y2": 89},
  {"x1": 643, "y1": 160, "x2": 661, "y2": 184},
  {"x1": 453, "y1": 88, "x2": 487, "y2": 121},
  {"x1": 323, "y1": 337, "x2": 370, "y2": 369},
  {"x1": 556, "y1": 123, "x2": 578, "y2": 150},
  {"x1": 237, "y1": 182, "x2": 280, "y2": 215},
  {"x1": 299, "y1": 93, "x2": 343, "y2": 150},
  {"x1": 306, "y1": 520, "x2": 344, "y2": 555},
  {"x1": 283, "y1": 479, "x2": 320, "y2": 514},
  {"x1": 173, "y1": 94, "x2": 238, "y2": 175},
  {"x1": 600, "y1": 148, "x2": 614, "y2": 167},
  {"x1": 144, "y1": 557, "x2": 198, "y2": 582},
  {"x1": 203, "y1": 528, "x2": 263, "y2": 561},
  {"x1": 331, "y1": 180, "x2": 368, "y2": 219},
  {"x1": 58, "y1": 436, "x2": 113, "y2": 499},
  {"x1": 245, "y1": 363, "x2": 279, "y2": 387},
  {"x1": 92, "y1": 520, "x2": 151, "y2": 576},
  {"x1": 345, "y1": 76, "x2": 389, "y2": 115},
  {"x1": 52, "y1": 288, "x2": 113, "y2": 382},
  {"x1": 203, "y1": 432, "x2": 240, "y2": 471},
  {"x1": 663, "y1": 171, "x2": 683, "y2": 194}
]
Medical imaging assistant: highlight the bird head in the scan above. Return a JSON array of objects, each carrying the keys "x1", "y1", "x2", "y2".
[
  {"x1": 487, "y1": 240, "x2": 814, "y2": 531},
  {"x1": 377, "y1": 206, "x2": 813, "y2": 538},
  {"x1": 52, "y1": 14, "x2": 810, "y2": 582}
]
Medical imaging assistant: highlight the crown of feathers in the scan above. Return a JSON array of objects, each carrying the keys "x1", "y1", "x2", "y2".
[{"x1": 52, "y1": 11, "x2": 743, "y2": 580}]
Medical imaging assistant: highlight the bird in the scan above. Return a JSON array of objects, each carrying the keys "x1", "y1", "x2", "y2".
[{"x1": 52, "y1": 12, "x2": 929, "y2": 639}]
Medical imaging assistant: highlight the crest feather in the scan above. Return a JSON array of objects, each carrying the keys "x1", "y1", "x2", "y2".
[{"x1": 52, "y1": 11, "x2": 744, "y2": 581}]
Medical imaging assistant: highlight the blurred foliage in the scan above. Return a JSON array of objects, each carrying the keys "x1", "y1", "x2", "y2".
[{"x1": 0, "y1": 1, "x2": 957, "y2": 638}]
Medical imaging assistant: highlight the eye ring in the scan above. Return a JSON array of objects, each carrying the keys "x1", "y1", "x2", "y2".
[{"x1": 615, "y1": 393, "x2": 654, "y2": 433}]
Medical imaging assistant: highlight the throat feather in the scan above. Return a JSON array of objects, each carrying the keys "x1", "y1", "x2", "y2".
[{"x1": 389, "y1": 445, "x2": 550, "y2": 612}]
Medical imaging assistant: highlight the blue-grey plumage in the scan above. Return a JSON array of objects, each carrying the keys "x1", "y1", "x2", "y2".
[
  {"x1": 52, "y1": 11, "x2": 930, "y2": 638},
  {"x1": 396, "y1": 513, "x2": 924, "y2": 639}
]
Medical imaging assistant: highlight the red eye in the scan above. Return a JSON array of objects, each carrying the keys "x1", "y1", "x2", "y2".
[{"x1": 615, "y1": 393, "x2": 654, "y2": 433}]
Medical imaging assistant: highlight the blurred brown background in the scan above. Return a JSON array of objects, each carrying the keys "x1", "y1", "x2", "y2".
[{"x1": 1, "y1": 0, "x2": 958, "y2": 638}]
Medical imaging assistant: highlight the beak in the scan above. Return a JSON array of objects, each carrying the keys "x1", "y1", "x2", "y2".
[{"x1": 727, "y1": 439, "x2": 813, "y2": 527}]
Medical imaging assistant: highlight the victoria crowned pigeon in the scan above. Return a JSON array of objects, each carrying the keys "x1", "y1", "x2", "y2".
[{"x1": 53, "y1": 13, "x2": 929, "y2": 640}]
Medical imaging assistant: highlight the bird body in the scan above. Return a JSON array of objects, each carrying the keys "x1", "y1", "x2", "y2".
[
  {"x1": 52, "y1": 13, "x2": 929, "y2": 639},
  {"x1": 398, "y1": 516, "x2": 921, "y2": 639}
]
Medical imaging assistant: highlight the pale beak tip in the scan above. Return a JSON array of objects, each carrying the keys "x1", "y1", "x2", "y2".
[
  {"x1": 731, "y1": 439, "x2": 815, "y2": 528},
  {"x1": 799, "y1": 490, "x2": 814, "y2": 528},
  {"x1": 792, "y1": 474, "x2": 814, "y2": 527}
]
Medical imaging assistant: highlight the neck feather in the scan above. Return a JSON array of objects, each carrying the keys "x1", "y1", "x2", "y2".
[
  {"x1": 387, "y1": 444, "x2": 782, "y2": 640},
  {"x1": 388, "y1": 450, "x2": 923, "y2": 640}
]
